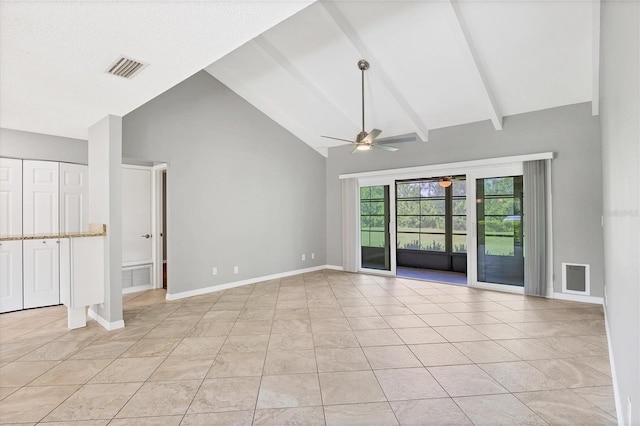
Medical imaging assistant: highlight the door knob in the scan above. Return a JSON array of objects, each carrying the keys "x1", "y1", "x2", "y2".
[{"x1": 141, "y1": 234, "x2": 151, "y2": 239}]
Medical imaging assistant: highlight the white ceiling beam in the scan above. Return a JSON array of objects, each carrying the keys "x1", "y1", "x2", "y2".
[
  {"x1": 319, "y1": 1, "x2": 430, "y2": 142},
  {"x1": 591, "y1": 0, "x2": 600, "y2": 116},
  {"x1": 252, "y1": 37, "x2": 360, "y2": 131},
  {"x1": 446, "y1": 1, "x2": 503, "y2": 130}
]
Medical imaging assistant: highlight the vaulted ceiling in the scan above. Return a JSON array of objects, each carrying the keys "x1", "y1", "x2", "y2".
[
  {"x1": 206, "y1": 1, "x2": 597, "y2": 155},
  {"x1": 1, "y1": 1, "x2": 597, "y2": 154}
]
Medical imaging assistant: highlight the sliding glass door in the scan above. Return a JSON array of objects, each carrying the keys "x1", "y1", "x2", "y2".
[
  {"x1": 359, "y1": 185, "x2": 392, "y2": 271},
  {"x1": 470, "y1": 168, "x2": 525, "y2": 288}
]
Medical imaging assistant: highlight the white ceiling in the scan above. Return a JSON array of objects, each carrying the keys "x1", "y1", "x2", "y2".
[
  {"x1": 0, "y1": 0, "x2": 313, "y2": 139},
  {"x1": 206, "y1": 1, "x2": 595, "y2": 155},
  {"x1": 1, "y1": 1, "x2": 596, "y2": 152}
]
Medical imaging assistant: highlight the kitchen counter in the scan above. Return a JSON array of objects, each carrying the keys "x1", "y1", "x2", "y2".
[{"x1": 0, "y1": 223, "x2": 107, "y2": 241}]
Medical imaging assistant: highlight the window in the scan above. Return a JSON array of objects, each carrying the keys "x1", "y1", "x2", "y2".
[
  {"x1": 396, "y1": 179, "x2": 466, "y2": 254},
  {"x1": 452, "y1": 180, "x2": 467, "y2": 253},
  {"x1": 397, "y1": 181, "x2": 446, "y2": 251},
  {"x1": 360, "y1": 186, "x2": 386, "y2": 248},
  {"x1": 478, "y1": 177, "x2": 522, "y2": 256}
]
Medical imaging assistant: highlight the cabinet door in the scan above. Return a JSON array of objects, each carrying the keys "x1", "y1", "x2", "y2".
[
  {"x1": 60, "y1": 163, "x2": 88, "y2": 233},
  {"x1": 23, "y1": 239, "x2": 59, "y2": 309},
  {"x1": 0, "y1": 240, "x2": 23, "y2": 313},
  {"x1": 0, "y1": 158, "x2": 22, "y2": 236},
  {"x1": 23, "y1": 161, "x2": 59, "y2": 235}
]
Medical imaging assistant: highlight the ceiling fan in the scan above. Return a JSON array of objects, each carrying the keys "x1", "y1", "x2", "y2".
[{"x1": 322, "y1": 60, "x2": 408, "y2": 153}]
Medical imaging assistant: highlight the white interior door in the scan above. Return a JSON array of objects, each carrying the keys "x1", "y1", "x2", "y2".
[
  {"x1": 122, "y1": 166, "x2": 153, "y2": 267},
  {"x1": 0, "y1": 240, "x2": 23, "y2": 312},
  {"x1": 0, "y1": 158, "x2": 23, "y2": 236},
  {"x1": 23, "y1": 239, "x2": 59, "y2": 308},
  {"x1": 23, "y1": 160, "x2": 59, "y2": 235},
  {"x1": 60, "y1": 163, "x2": 89, "y2": 233}
]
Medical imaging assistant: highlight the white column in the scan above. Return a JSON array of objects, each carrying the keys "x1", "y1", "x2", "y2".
[{"x1": 88, "y1": 115, "x2": 124, "y2": 330}]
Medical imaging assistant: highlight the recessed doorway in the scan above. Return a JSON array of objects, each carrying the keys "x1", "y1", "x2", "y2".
[{"x1": 395, "y1": 177, "x2": 468, "y2": 285}]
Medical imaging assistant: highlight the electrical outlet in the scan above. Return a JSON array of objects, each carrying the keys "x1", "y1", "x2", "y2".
[
  {"x1": 302, "y1": 254, "x2": 306, "y2": 261},
  {"x1": 212, "y1": 267, "x2": 217, "y2": 275},
  {"x1": 311, "y1": 253, "x2": 315, "y2": 259},
  {"x1": 234, "y1": 266, "x2": 239, "y2": 274}
]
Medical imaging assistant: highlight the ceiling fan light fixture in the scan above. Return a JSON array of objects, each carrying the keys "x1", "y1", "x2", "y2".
[
  {"x1": 356, "y1": 144, "x2": 371, "y2": 151},
  {"x1": 438, "y1": 177, "x2": 453, "y2": 188}
]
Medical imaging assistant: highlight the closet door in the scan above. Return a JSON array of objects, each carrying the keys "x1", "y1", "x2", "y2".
[
  {"x1": 60, "y1": 163, "x2": 88, "y2": 233},
  {"x1": 0, "y1": 240, "x2": 23, "y2": 313},
  {"x1": 0, "y1": 158, "x2": 22, "y2": 236},
  {"x1": 23, "y1": 239, "x2": 59, "y2": 308},
  {"x1": 23, "y1": 161, "x2": 59, "y2": 235}
]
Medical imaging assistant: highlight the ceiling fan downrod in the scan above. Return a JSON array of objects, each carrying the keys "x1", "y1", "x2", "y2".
[{"x1": 358, "y1": 59, "x2": 369, "y2": 138}]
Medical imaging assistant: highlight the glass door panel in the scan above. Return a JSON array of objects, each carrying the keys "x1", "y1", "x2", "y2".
[
  {"x1": 360, "y1": 185, "x2": 390, "y2": 270},
  {"x1": 476, "y1": 176, "x2": 524, "y2": 286}
]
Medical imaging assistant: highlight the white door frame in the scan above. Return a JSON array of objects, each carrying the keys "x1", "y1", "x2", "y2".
[{"x1": 152, "y1": 164, "x2": 167, "y2": 290}]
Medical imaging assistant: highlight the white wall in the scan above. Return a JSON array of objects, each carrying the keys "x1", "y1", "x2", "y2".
[
  {"x1": 599, "y1": 1, "x2": 640, "y2": 424},
  {"x1": 122, "y1": 71, "x2": 326, "y2": 296},
  {"x1": 88, "y1": 115, "x2": 123, "y2": 326},
  {"x1": 326, "y1": 103, "x2": 605, "y2": 298}
]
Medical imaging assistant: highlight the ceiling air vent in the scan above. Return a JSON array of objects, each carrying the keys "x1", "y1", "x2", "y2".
[{"x1": 106, "y1": 56, "x2": 146, "y2": 79}]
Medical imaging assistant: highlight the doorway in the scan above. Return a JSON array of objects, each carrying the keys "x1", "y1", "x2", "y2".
[
  {"x1": 353, "y1": 160, "x2": 531, "y2": 293},
  {"x1": 359, "y1": 184, "x2": 393, "y2": 273},
  {"x1": 395, "y1": 177, "x2": 468, "y2": 285},
  {"x1": 161, "y1": 170, "x2": 167, "y2": 289},
  {"x1": 121, "y1": 165, "x2": 154, "y2": 293}
]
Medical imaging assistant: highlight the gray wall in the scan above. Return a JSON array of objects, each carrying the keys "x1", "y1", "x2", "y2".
[
  {"x1": 123, "y1": 71, "x2": 326, "y2": 295},
  {"x1": 600, "y1": 1, "x2": 640, "y2": 423},
  {"x1": 0, "y1": 128, "x2": 88, "y2": 164},
  {"x1": 326, "y1": 102, "x2": 605, "y2": 296}
]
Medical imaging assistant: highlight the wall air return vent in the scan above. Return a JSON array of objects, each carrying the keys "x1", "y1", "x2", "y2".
[
  {"x1": 106, "y1": 56, "x2": 146, "y2": 79},
  {"x1": 562, "y1": 263, "x2": 590, "y2": 295}
]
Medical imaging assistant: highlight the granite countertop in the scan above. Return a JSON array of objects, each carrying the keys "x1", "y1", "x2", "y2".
[{"x1": 0, "y1": 224, "x2": 107, "y2": 241}]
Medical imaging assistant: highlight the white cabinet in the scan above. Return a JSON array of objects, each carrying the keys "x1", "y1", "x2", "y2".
[
  {"x1": 1, "y1": 158, "x2": 90, "y2": 313},
  {"x1": 0, "y1": 241, "x2": 23, "y2": 313},
  {"x1": 60, "y1": 237, "x2": 104, "y2": 328},
  {"x1": 0, "y1": 158, "x2": 22, "y2": 236},
  {"x1": 60, "y1": 163, "x2": 89, "y2": 233},
  {"x1": 23, "y1": 239, "x2": 59, "y2": 309},
  {"x1": 23, "y1": 160, "x2": 59, "y2": 235}
]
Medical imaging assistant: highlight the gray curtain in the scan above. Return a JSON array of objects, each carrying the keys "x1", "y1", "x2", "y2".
[
  {"x1": 342, "y1": 178, "x2": 358, "y2": 272},
  {"x1": 523, "y1": 160, "x2": 548, "y2": 296}
]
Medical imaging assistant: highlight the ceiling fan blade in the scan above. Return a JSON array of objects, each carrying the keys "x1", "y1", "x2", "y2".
[
  {"x1": 376, "y1": 132, "x2": 419, "y2": 144},
  {"x1": 351, "y1": 145, "x2": 363, "y2": 154},
  {"x1": 371, "y1": 143, "x2": 398, "y2": 152},
  {"x1": 321, "y1": 135, "x2": 355, "y2": 143},
  {"x1": 362, "y1": 128, "x2": 382, "y2": 144}
]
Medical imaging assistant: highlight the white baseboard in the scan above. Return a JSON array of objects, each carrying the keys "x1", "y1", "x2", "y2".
[
  {"x1": 165, "y1": 265, "x2": 330, "y2": 301},
  {"x1": 552, "y1": 291, "x2": 603, "y2": 305},
  {"x1": 122, "y1": 284, "x2": 153, "y2": 295},
  {"x1": 88, "y1": 308, "x2": 125, "y2": 331},
  {"x1": 603, "y1": 305, "x2": 624, "y2": 425},
  {"x1": 325, "y1": 265, "x2": 344, "y2": 271}
]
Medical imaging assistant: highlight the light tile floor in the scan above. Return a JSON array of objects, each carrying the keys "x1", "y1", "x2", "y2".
[{"x1": 0, "y1": 270, "x2": 617, "y2": 425}]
